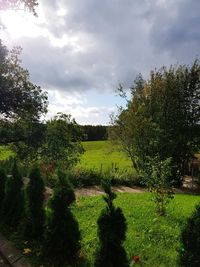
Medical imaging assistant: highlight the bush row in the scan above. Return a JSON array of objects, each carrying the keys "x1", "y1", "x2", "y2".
[{"x1": 0, "y1": 163, "x2": 130, "y2": 266}]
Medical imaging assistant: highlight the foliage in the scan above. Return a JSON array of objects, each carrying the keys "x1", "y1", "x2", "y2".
[
  {"x1": 0, "y1": 40, "x2": 47, "y2": 163},
  {"x1": 110, "y1": 62, "x2": 200, "y2": 186},
  {"x1": 180, "y1": 202, "x2": 200, "y2": 267},
  {"x1": 144, "y1": 157, "x2": 174, "y2": 216},
  {"x1": 95, "y1": 181, "x2": 129, "y2": 267},
  {"x1": 81, "y1": 125, "x2": 108, "y2": 141},
  {"x1": 41, "y1": 113, "x2": 84, "y2": 171},
  {"x1": 0, "y1": 42, "x2": 48, "y2": 120},
  {"x1": 22, "y1": 166, "x2": 45, "y2": 240},
  {"x1": 0, "y1": 168, "x2": 6, "y2": 212},
  {"x1": 1, "y1": 161, "x2": 24, "y2": 228},
  {"x1": 0, "y1": 0, "x2": 38, "y2": 15},
  {"x1": 43, "y1": 170, "x2": 81, "y2": 266}
]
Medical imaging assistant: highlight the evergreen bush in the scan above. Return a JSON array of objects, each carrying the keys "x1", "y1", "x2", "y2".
[
  {"x1": 0, "y1": 168, "x2": 6, "y2": 212},
  {"x1": 95, "y1": 180, "x2": 129, "y2": 267},
  {"x1": 43, "y1": 170, "x2": 81, "y2": 266},
  {"x1": 23, "y1": 166, "x2": 45, "y2": 240},
  {"x1": 180, "y1": 202, "x2": 200, "y2": 267},
  {"x1": 2, "y1": 161, "x2": 24, "y2": 228}
]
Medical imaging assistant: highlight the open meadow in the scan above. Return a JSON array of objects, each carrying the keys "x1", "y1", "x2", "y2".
[
  {"x1": 79, "y1": 140, "x2": 133, "y2": 172},
  {"x1": 73, "y1": 192, "x2": 200, "y2": 267}
]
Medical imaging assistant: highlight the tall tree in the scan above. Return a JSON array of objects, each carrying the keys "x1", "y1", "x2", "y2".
[
  {"x1": 110, "y1": 62, "x2": 200, "y2": 186},
  {"x1": 0, "y1": 42, "x2": 48, "y2": 120}
]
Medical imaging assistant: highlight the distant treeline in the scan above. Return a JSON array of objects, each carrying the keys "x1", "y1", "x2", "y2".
[{"x1": 81, "y1": 125, "x2": 108, "y2": 141}]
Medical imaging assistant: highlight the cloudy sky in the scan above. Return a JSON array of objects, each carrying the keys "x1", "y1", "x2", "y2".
[{"x1": 0, "y1": 0, "x2": 200, "y2": 124}]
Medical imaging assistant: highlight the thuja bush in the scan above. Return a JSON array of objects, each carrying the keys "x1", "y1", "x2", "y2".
[
  {"x1": 2, "y1": 161, "x2": 24, "y2": 228},
  {"x1": 43, "y1": 170, "x2": 81, "y2": 266},
  {"x1": 22, "y1": 166, "x2": 45, "y2": 241},
  {"x1": 0, "y1": 168, "x2": 6, "y2": 212},
  {"x1": 95, "y1": 180, "x2": 129, "y2": 267},
  {"x1": 180, "y1": 202, "x2": 200, "y2": 267}
]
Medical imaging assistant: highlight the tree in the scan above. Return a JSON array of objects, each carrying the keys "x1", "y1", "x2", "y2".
[
  {"x1": 0, "y1": 0, "x2": 38, "y2": 15},
  {"x1": 43, "y1": 170, "x2": 81, "y2": 266},
  {"x1": 0, "y1": 168, "x2": 6, "y2": 212},
  {"x1": 180, "y1": 202, "x2": 200, "y2": 266},
  {"x1": 41, "y1": 113, "x2": 84, "y2": 171},
  {"x1": 0, "y1": 42, "x2": 48, "y2": 120},
  {"x1": 0, "y1": 41, "x2": 48, "y2": 163},
  {"x1": 110, "y1": 62, "x2": 200, "y2": 186},
  {"x1": 22, "y1": 166, "x2": 45, "y2": 240},
  {"x1": 1, "y1": 161, "x2": 24, "y2": 228},
  {"x1": 95, "y1": 181, "x2": 129, "y2": 267}
]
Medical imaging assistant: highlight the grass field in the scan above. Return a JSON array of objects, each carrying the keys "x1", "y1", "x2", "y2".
[
  {"x1": 73, "y1": 192, "x2": 200, "y2": 266},
  {"x1": 79, "y1": 140, "x2": 133, "y2": 172}
]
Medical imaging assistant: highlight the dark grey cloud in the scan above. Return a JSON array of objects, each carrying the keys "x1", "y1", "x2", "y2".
[
  {"x1": 150, "y1": 0, "x2": 200, "y2": 61},
  {"x1": 13, "y1": 0, "x2": 200, "y2": 93}
]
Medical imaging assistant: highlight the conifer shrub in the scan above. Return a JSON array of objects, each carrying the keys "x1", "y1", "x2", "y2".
[
  {"x1": 2, "y1": 161, "x2": 24, "y2": 228},
  {"x1": 0, "y1": 168, "x2": 6, "y2": 212},
  {"x1": 22, "y1": 166, "x2": 45, "y2": 240},
  {"x1": 43, "y1": 170, "x2": 81, "y2": 266},
  {"x1": 95, "y1": 180, "x2": 129, "y2": 267},
  {"x1": 180, "y1": 202, "x2": 200, "y2": 267}
]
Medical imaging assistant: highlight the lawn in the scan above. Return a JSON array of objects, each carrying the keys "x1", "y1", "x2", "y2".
[
  {"x1": 73, "y1": 192, "x2": 200, "y2": 267},
  {"x1": 79, "y1": 140, "x2": 133, "y2": 172}
]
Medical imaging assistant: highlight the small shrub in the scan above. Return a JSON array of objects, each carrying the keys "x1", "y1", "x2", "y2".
[
  {"x1": 180, "y1": 202, "x2": 200, "y2": 267},
  {"x1": 145, "y1": 157, "x2": 174, "y2": 216},
  {"x1": 43, "y1": 170, "x2": 81, "y2": 266},
  {"x1": 0, "y1": 168, "x2": 6, "y2": 212},
  {"x1": 69, "y1": 168, "x2": 102, "y2": 187},
  {"x1": 95, "y1": 180, "x2": 129, "y2": 267},
  {"x1": 2, "y1": 161, "x2": 24, "y2": 228},
  {"x1": 22, "y1": 166, "x2": 45, "y2": 240}
]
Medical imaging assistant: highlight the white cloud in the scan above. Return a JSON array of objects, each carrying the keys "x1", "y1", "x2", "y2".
[{"x1": 1, "y1": 0, "x2": 200, "y2": 124}]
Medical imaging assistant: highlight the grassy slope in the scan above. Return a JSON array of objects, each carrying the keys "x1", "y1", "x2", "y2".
[
  {"x1": 73, "y1": 193, "x2": 200, "y2": 266},
  {"x1": 79, "y1": 140, "x2": 133, "y2": 172}
]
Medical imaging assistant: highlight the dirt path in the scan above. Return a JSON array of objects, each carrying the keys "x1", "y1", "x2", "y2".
[
  {"x1": 44, "y1": 185, "x2": 145, "y2": 202},
  {"x1": 75, "y1": 185, "x2": 145, "y2": 197},
  {"x1": 44, "y1": 175, "x2": 199, "y2": 201}
]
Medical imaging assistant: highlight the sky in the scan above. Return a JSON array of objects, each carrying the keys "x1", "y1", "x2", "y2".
[{"x1": 0, "y1": 0, "x2": 200, "y2": 125}]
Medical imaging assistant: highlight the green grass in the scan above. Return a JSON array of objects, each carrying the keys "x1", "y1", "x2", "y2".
[
  {"x1": 0, "y1": 145, "x2": 15, "y2": 161},
  {"x1": 73, "y1": 193, "x2": 200, "y2": 266},
  {"x1": 79, "y1": 141, "x2": 133, "y2": 172}
]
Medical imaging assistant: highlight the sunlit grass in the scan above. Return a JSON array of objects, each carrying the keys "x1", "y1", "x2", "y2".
[
  {"x1": 73, "y1": 192, "x2": 200, "y2": 266},
  {"x1": 79, "y1": 141, "x2": 134, "y2": 172}
]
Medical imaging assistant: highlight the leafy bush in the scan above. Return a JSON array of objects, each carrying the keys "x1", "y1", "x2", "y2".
[
  {"x1": 22, "y1": 166, "x2": 45, "y2": 240},
  {"x1": 43, "y1": 170, "x2": 81, "y2": 266},
  {"x1": 108, "y1": 169, "x2": 143, "y2": 187},
  {"x1": 180, "y1": 202, "x2": 200, "y2": 267},
  {"x1": 1, "y1": 161, "x2": 24, "y2": 228},
  {"x1": 95, "y1": 180, "x2": 129, "y2": 267},
  {"x1": 144, "y1": 157, "x2": 174, "y2": 216},
  {"x1": 67, "y1": 167, "x2": 142, "y2": 188},
  {"x1": 0, "y1": 168, "x2": 6, "y2": 212},
  {"x1": 69, "y1": 168, "x2": 102, "y2": 187}
]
